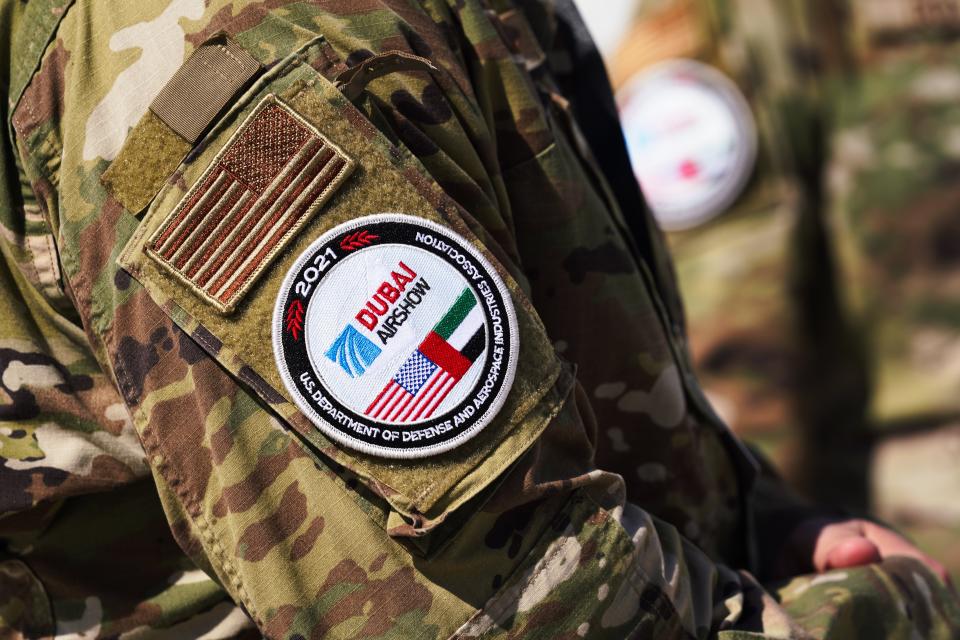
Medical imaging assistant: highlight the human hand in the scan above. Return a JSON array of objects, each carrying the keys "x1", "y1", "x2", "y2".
[{"x1": 778, "y1": 517, "x2": 953, "y2": 588}]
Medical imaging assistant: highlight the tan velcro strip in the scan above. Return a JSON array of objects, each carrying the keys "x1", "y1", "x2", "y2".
[
  {"x1": 101, "y1": 110, "x2": 192, "y2": 214},
  {"x1": 151, "y1": 34, "x2": 261, "y2": 143}
]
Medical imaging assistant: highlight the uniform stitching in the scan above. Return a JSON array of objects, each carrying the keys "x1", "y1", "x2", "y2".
[
  {"x1": 197, "y1": 55, "x2": 237, "y2": 84},
  {"x1": 42, "y1": 232, "x2": 63, "y2": 294},
  {"x1": 216, "y1": 42, "x2": 246, "y2": 69},
  {"x1": 142, "y1": 424, "x2": 262, "y2": 626}
]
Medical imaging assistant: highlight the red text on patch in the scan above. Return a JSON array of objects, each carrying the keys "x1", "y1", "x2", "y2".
[{"x1": 356, "y1": 262, "x2": 419, "y2": 330}]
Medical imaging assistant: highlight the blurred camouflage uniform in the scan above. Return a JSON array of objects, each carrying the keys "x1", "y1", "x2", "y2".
[
  {"x1": 609, "y1": 0, "x2": 845, "y2": 506},
  {"x1": 0, "y1": 0, "x2": 957, "y2": 639},
  {"x1": 613, "y1": 0, "x2": 960, "y2": 509}
]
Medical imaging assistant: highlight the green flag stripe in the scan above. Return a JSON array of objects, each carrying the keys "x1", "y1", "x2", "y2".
[{"x1": 433, "y1": 289, "x2": 477, "y2": 339}]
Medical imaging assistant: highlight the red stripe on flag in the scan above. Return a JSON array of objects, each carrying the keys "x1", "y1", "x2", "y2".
[
  {"x1": 194, "y1": 146, "x2": 320, "y2": 288},
  {"x1": 423, "y1": 376, "x2": 457, "y2": 419},
  {"x1": 419, "y1": 332, "x2": 471, "y2": 380},
  {"x1": 162, "y1": 174, "x2": 236, "y2": 259},
  {"x1": 218, "y1": 155, "x2": 343, "y2": 303},
  {"x1": 399, "y1": 369, "x2": 443, "y2": 422},
  {"x1": 185, "y1": 192, "x2": 257, "y2": 279},
  {"x1": 366, "y1": 381, "x2": 395, "y2": 415},
  {"x1": 388, "y1": 391, "x2": 414, "y2": 422},
  {"x1": 372, "y1": 382, "x2": 402, "y2": 419},
  {"x1": 380, "y1": 384, "x2": 408, "y2": 419},
  {"x1": 411, "y1": 371, "x2": 451, "y2": 421},
  {"x1": 173, "y1": 181, "x2": 247, "y2": 269},
  {"x1": 155, "y1": 167, "x2": 226, "y2": 256}
]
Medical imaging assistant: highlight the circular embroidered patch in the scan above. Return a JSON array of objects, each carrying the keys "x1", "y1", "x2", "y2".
[
  {"x1": 273, "y1": 214, "x2": 519, "y2": 459},
  {"x1": 618, "y1": 59, "x2": 757, "y2": 231}
]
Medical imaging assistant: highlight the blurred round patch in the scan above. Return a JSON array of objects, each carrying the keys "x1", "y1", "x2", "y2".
[
  {"x1": 618, "y1": 59, "x2": 757, "y2": 231},
  {"x1": 273, "y1": 214, "x2": 518, "y2": 459}
]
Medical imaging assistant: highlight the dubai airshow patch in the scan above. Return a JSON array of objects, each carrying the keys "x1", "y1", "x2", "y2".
[{"x1": 273, "y1": 214, "x2": 519, "y2": 459}]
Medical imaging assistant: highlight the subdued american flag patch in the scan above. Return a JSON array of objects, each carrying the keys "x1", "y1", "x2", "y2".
[{"x1": 148, "y1": 95, "x2": 355, "y2": 313}]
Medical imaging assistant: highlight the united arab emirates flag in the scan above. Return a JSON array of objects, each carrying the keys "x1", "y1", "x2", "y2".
[{"x1": 365, "y1": 289, "x2": 485, "y2": 422}]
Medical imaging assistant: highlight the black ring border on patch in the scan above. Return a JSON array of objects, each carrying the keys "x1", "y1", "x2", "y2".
[{"x1": 274, "y1": 214, "x2": 518, "y2": 459}]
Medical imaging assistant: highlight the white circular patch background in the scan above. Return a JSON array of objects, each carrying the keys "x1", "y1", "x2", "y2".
[
  {"x1": 273, "y1": 214, "x2": 519, "y2": 459},
  {"x1": 618, "y1": 59, "x2": 757, "y2": 230},
  {"x1": 303, "y1": 245, "x2": 486, "y2": 421}
]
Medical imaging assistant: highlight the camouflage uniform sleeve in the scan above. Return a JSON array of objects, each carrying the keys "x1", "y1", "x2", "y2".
[
  {"x1": 0, "y1": 78, "x2": 255, "y2": 640},
  {"x1": 0, "y1": 3, "x2": 260, "y2": 639},
  {"x1": 7, "y1": 1, "x2": 956, "y2": 639},
  {"x1": 1, "y1": 2, "x2": 779, "y2": 638}
]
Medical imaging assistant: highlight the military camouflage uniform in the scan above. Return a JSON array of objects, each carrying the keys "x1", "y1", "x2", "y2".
[
  {"x1": 614, "y1": 0, "x2": 960, "y2": 509},
  {"x1": 610, "y1": 0, "x2": 847, "y2": 498},
  {"x1": 0, "y1": 0, "x2": 957, "y2": 638}
]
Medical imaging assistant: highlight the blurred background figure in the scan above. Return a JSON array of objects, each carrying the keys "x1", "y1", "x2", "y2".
[{"x1": 573, "y1": 0, "x2": 960, "y2": 581}]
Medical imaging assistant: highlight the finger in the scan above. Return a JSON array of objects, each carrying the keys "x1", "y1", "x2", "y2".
[
  {"x1": 811, "y1": 520, "x2": 869, "y2": 573},
  {"x1": 824, "y1": 536, "x2": 882, "y2": 571}
]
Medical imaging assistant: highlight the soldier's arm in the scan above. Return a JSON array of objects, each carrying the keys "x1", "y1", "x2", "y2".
[
  {"x1": 3, "y1": 1, "x2": 826, "y2": 639},
  {"x1": 0, "y1": 4, "x2": 264, "y2": 638}
]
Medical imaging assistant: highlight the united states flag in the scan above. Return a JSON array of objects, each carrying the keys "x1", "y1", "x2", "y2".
[
  {"x1": 365, "y1": 289, "x2": 486, "y2": 423},
  {"x1": 149, "y1": 97, "x2": 354, "y2": 312}
]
